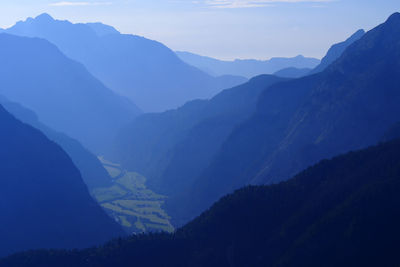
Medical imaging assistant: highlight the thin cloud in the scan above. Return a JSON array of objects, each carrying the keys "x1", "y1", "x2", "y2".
[
  {"x1": 205, "y1": 0, "x2": 333, "y2": 8},
  {"x1": 49, "y1": 1, "x2": 112, "y2": 6}
]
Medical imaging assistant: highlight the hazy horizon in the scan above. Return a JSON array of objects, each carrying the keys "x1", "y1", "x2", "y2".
[{"x1": 0, "y1": 0, "x2": 399, "y2": 60}]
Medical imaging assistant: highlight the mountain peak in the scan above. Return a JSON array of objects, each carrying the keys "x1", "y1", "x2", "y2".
[
  {"x1": 34, "y1": 13, "x2": 54, "y2": 22},
  {"x1": 386, "y1": 12, "x2": 400, "y2": 23}
]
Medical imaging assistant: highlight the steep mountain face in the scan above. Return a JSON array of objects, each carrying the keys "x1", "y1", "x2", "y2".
[
  {"x1": 3, "y1": 139, "x2": 400, "y2": 266},
  {"x1": 310, "y1": 29, "x2": 365, "y2": 74},
  {"x1": 169, "y1": 13, "x2": 400, "y2": 224},
  {"x1": 112, "y1": 75, "x2": 287, "y2": 195},
  {"x1": 5, "y1": 14, "x2": 247, "y2": 112},
  {"x1": 176, "y1": 51, "x2": 320, "y2": 78},
  {"x1": 273, "y1": 67, "x2": 311, "y2": 78},
  {"x1": 0, "y1": 96, "x2": 112, "y2": 189},
  {"x1": 0, "y1": 33, "x2": 139, "y2": 154},
  {"x1": 0, "y1": 104, "x2": 124, "y2": 257}
]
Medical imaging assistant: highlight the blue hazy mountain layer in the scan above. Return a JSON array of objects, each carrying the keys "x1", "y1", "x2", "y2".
[
  {"x1": 112, "y1": 75, "x2": 287, "y2": 196},
  {"x1": 5, "y1": 14, "x2": 247, "y2": 112},
  {"x1": 0, "y1": 33, "x2": 140, "y2": 154},
  {"x1": 0, "y1": 96, "x2": 113, "y2": 189},
  {"x1": 176, "y1": 51, "x2": 320, "y2": 78}
]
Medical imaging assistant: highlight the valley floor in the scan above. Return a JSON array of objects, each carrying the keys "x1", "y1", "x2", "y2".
[{"x1": 91, "y1": 157, "x2": 174, "y2": 234}]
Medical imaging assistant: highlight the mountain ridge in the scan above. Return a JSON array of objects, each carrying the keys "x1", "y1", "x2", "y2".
[
  {"x1": 167, "y1": 12, "x2": 400, "y2": 225},
  {"x1": 0, "y1": 32, "x2": 139, "y2": 154},
  {"x1": 176, "y1": 51, "x2": 320, "y2": 78},
  {"x1": 310, "y1": 29, "x2": 365, "y2": 74},
  {"x1": 5, "y1": 13, "x2": 247, "y2": 112},
  {"x1": 112, "y1": 75, "x2": 288, "y2": 196}
]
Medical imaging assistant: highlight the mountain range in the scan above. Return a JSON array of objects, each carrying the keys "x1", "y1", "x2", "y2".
[
  {"x1": 111, "y1": 75, "x2": 288, "y2": 196},
  {"x1": 111, "y1": 12, "x2": 400, "y2": 226},
  {"x1": 4, "y1": 14, "x2": 247, "y2": 112},
  {"x1": 176, "y1": 51, "x2": 320, "y2": 79},
  {"x1": 0, "y1": 10, "x2": 399, "y2": 266},
  {"x1": 178, "y1": 29, "x2": 365, "y2": 80},
  {"x1": 169, "y1": 12, "x2": 400, "y2": 224},
  {"x1": 0, "y1": 104, "x2": 124, "y2": 257}
]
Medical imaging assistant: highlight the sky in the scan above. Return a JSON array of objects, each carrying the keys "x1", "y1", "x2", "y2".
[{"x1": 0, "y1": 0, "x2": 399, "y2": 60}]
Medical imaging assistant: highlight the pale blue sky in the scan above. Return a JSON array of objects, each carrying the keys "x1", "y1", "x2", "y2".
[{"x1": 0, "y1": 0, "x2": 399, "y2": 60}]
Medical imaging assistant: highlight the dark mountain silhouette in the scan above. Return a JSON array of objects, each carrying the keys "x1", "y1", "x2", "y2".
[
  {"x1": 176, "y1": 51, "x2": 320, "y2": 78},
  {"x1": 2, "y1": 138, "x2": 400, "y2": 266},
  {"x1": 112, "y1": 75, "x2": 287, "y2": 195},
  {"x1": 5, "y1": 13, "x2": 247, "y2": 112},
  {"x1": 0, "y1": 104, "x2": 124, "y2": 257},
  {"x1": 273, "y1": 67, "x2": 311, "y2": 78},
  {"x1": 310, "y1": 29, "x2": 365, "y2": 74},
  {"x1": 0, "y1": 33, "x2": 139, "y2": 154},
  {"x1": 168, "y1": 13, "x2": 400, "y2": 224},
  {"x1": 0, "y1": 96, "x2": 112, "y2": 189}
]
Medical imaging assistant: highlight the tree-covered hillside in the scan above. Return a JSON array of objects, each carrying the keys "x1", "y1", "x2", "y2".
[{"x1": 2, "y1": 138, "x2": 400, "y2": 266}]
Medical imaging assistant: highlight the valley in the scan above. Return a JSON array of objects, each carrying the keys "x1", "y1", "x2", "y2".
[
  {"x1": 92, "y1": 157, "x2": 174, "y2": 234},
  {"x1": 0, "y1": 6, "x2": 399, "y2": 266}
]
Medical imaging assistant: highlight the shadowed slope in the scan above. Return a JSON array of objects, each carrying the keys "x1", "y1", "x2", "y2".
[
  {"x1": 0, "y1": 104, "x2": 125, "y2": 257},
  {"x1": 0, "y1": 96, "x2": 112, "y2": 189},
  {"x1": 2, "y1": 138, "x2": 400, "y2": 266}
]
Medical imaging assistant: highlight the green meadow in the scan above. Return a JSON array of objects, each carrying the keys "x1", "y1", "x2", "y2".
[{"x1": 92, "y1": 157, "x2": 174, "y2": 234}]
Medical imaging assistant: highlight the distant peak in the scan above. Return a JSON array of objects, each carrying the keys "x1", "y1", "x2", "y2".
[{"x1": 35, "y1": 13, "x2": 54, "y2": 21}]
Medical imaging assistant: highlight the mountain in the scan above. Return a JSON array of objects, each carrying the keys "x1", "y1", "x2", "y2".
[
  {"x1": 112, "y1": 75, "x2": 287, "y2": 195},
  {"x1": 5, "y1": 13, "x2": 247, "y2": 112},
  {"x1": 0, "y1": 104, "x2": 124, "y2": 257},
  {"x1": 3, "y1": 138, "x2": 400, "y2": 266},
  {"x1": 0, "y1": 96, "x2": 112, "y2": 190},
  {"x1": 273, "y1": 67, "x2": 312, "y2": 78},
  {"x1": 0, "y1": 33, "x2": 139, "y2": 154},
  {"x1": 176, "y1": 51, "x2": 320, "y2": 78},
  {"x1": 310, "y1": 29, "x2": 365, "y2": 74},
  {"x1": 167, "y1": 13, "x2": 400, "y2": 224}
]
